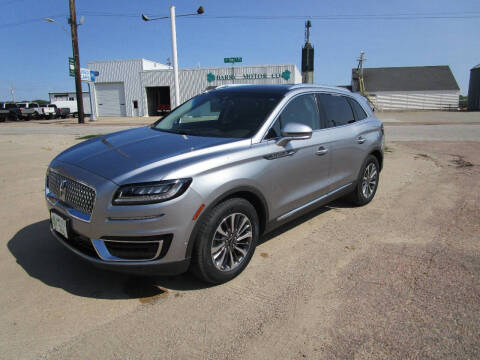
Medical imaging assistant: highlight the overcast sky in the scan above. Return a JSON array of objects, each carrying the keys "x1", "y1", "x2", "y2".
[{"x1": 1, "y1": 0, "x2": 479, "y2": 100}]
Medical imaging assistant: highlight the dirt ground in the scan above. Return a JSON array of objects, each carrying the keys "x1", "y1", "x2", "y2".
[{"x1": 0, "y1": 130, "x2": 479, "y2": 358}]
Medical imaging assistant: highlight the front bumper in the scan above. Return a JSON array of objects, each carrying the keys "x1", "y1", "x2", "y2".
[{"x1": 46, "y1": 161, "x2": 203, "y2": 274}]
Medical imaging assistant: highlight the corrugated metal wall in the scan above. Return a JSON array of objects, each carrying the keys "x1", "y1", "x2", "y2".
[
  {"x1": 141, "y1": 64, "x2": 300, "y2": 114},
  {"x1": 88, "y1": 59, "x2": 144, "y2": 117},
  {"x1": 370, "y1": 90, "x2": 459, "y2": 110},
  {"x1": 89, "y1": 61, "x2": 300, "y2": 117}
]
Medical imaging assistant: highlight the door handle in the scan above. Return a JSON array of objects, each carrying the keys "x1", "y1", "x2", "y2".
[
  {"x1": 357, "y1": 136, "x2": 366, "y2": 144},
  {"x1": 316, "y1": 146, "x2": 328, "y2": 156}
]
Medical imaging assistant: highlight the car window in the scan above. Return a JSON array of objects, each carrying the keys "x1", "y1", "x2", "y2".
[
  {"x1": 265, "y1": 94, "x2": 320, "y2": 140},
  {"x1": 348, "y1": 98, "x2": 368, "y2": 120},
  {"x1": 154, "y1": 91, "x2": 282, "y2": 139},
  {"x1": 317, "y1": 94, "x2": 355, "y2": 127},
  {"x1": 17, "y1": 103, "x2": 26, "y2": 108}
]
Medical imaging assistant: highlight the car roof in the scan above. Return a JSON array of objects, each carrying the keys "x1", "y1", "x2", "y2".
[{"x1": 209, "y1": 84, "x2": 351, "y2": 96}]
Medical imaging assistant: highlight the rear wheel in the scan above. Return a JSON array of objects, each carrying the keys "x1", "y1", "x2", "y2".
[
  {"x1": 191, "y1": 198, "x2": 259, "y2": 284},
  {"x1": 348, "y1": 155, "x2": 380, "y2": 206}
]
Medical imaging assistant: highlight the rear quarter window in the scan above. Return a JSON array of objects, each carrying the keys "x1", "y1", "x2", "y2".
[{"x1": 348, "y1": 98, "x2": 368, "y2": 120}]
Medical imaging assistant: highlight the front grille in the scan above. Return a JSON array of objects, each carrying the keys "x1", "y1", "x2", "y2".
[{"x1": 47, "y1": 171, "x2": 96, "y2": 215}]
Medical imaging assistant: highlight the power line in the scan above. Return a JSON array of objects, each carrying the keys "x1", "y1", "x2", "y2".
[
  {"x1": 1, "y1": 10, "x2": 480, "y2": 29},
  {"x1": 0, "y1": 14, "x2": 66, "y2": 29},
  {"x1": 78, "y1": 10, "x2": 480, "y2": 20}
]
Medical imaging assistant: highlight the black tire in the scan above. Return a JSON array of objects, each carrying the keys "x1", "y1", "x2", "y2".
[
  {"x1": 8, "y1": 114, "x2": 16, "y2": 121},
  {"x1": 348, "y1": 154, "x2": 380, "y2": 206},
  {"x1": 191, "y1": 198, "x2": 259, "y2": 284}
]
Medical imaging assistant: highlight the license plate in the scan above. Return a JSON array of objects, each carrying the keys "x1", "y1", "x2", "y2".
[{"x1": 51, "y1": 212, "x2": 68, "y2": 239}]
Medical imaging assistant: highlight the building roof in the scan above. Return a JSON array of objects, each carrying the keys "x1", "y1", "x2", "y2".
[{"x1": 352, "y1": 65, "x2": 460, "y2": 92}]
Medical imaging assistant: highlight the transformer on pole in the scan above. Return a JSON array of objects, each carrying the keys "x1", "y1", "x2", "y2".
[{"x1": 301, "y1": 20, "x2": 314, "y2": 83}]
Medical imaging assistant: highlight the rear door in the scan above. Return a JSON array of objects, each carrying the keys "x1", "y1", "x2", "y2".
[{"x1": 316, "y1": 93, "x2": 361, "y2": 191}]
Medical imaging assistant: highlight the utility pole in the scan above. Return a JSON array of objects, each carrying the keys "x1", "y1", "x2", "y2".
[{"x1": 69, "y1": 0, "x2": 84, "y2": 124}]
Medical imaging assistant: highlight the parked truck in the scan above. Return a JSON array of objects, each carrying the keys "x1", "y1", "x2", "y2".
[
  {"x1": 16, "y1": 102, "x2": 42, "y2": 120},
  {"x1": 40, "y1": 104, "x2": 57, "y2": 119},
  {"x1": 0, "y1": 102, "x2": 20, "y2": 122}
]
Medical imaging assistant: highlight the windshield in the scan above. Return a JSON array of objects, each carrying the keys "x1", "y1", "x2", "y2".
[{"x1": 153, "y1": 91, "x2": 282, "y2": 138}]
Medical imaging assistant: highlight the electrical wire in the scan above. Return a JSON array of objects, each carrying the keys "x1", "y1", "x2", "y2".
[{"x1": 1, "y1": 10, "x2": 480, "y2": 29}]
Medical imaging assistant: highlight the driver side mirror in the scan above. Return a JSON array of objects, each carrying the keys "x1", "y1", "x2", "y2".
[{"x1": 276, "y1": 122, "x2": 312, "y2": 146}]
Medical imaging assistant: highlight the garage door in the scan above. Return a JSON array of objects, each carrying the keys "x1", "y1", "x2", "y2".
[{"x1": 96, "y1": 83, "x2": 126, "y2": 116}]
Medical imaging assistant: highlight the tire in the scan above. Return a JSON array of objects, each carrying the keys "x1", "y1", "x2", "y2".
[
  {"x1": 191, "y1": 198, "x2": 259, "y2": 284},
  {"x1": 348, "y1": 154, "x2": 380, "y2": 206}
]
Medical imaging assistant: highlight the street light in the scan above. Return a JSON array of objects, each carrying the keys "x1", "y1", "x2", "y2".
[{"x1": 141, "y1": 6, "x2": 204, "y2": 108}]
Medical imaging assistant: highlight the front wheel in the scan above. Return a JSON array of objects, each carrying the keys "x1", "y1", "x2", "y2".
[
  {"x1": 348, "y1": 155, "x2": 380, "y2": 206},
  {"x1": 191, "y1": 198, "x2": 259, "y2": 284}
]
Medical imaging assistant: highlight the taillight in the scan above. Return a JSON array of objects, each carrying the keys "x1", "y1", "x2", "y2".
[
  {"x1": 42, "y1": 108, "x2": 45, "y2": 113},
  {"x1": 19, "y1": 108, "x2": 22, "y2": 114}
]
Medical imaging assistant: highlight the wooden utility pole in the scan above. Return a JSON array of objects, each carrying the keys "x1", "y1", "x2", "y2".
[{"x1": 69, "y1": 0, "x2": 84, "y2": 124}]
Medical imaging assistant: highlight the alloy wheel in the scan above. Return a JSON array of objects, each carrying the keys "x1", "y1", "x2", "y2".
[
  {"x1": 362, "y1": 162, "x2": 378, "y2": 199},
  {"x1": 211, "y1": 213, "x2": 253, "y2": 271}
]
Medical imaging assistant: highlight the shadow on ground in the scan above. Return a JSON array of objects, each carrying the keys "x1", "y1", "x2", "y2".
[{"x1": 7, "y1": 200, "x2": 349, "y2": 300}]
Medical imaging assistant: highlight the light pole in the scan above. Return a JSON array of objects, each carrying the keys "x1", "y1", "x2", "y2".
[{"x1": 142, "y1": 6, "x2": 204, "y2": 108}]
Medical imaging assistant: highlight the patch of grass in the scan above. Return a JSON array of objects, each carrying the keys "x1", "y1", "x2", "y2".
[
  {"x1": 384, "y1": 146, "x2": 393, "y2": 153},
  {"x1": 75, "y1": 134, "x2": 103, "y2": 140}
]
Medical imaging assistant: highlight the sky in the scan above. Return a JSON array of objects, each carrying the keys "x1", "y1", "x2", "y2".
[{"x1": 0, "y1": 0, "x2": 479, "y2": 101}]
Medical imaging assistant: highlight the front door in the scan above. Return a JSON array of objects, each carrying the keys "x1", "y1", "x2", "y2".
[{"x1": 257, "y1": 94, "x2": 331, "y2": 220}]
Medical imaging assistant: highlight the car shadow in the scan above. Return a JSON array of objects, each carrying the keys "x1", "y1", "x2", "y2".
[{"x1": 8, "y1": 199, "x2": 354, "y2": 299}]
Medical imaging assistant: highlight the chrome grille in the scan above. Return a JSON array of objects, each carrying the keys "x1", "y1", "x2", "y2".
[{"x1": 47, "y1": 171, "x2": 96, "y2": 215}]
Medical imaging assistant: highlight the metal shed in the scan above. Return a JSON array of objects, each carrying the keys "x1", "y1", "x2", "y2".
[{"x1": 351, "y1": 65, "x2": 460, "y2": 110}]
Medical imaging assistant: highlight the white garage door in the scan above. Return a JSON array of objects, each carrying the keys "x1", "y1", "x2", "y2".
[{"x1": 96, "y1": 83, "x2": 126, "y2": 116}]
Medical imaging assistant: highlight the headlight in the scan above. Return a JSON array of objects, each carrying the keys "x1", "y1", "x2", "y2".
[{"x1": 112, "y1": 178, "x2": 192, "y2": 205}]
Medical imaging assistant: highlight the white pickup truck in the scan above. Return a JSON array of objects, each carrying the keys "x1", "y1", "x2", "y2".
[{"x1": 40, "y1": 104, "x2": 57, "y2": 119}]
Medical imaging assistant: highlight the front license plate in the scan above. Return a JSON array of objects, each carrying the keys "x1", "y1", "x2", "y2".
[{"x1": 51, "y1": 212, "x2": 68, "y2": 239}]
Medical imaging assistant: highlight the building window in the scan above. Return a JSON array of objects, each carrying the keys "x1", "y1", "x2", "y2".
[{"x1": 69, "y1": 97, "x2": 74, "y2": 101}]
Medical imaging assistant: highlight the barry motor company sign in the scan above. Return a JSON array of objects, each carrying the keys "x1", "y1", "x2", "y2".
[{"x1": 207, "y1": 69, "x2": 291, "y2": 83}]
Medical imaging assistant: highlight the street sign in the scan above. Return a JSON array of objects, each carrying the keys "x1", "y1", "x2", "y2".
[
  {"x1": 80, "y1": 68, "x2": 90, "y2": 82},
  {"x1": 224, "y1": 57, "x2": 242, "y2": 64},
  {"x1": 80, "y1": 68, "x2": 98, "y2": 82},
  {"x1": 68, "y1": 57, "x2": 75, "y2": 77}
]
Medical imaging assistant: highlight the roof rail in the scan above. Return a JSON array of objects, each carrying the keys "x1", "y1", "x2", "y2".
[{"x1": 288, "y1": 84, "x2": 351, "y2": 93}]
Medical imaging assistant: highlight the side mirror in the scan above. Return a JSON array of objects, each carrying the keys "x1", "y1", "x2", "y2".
[{"x1": 276, "y1": 122, "x2": 312, "y2": 146}]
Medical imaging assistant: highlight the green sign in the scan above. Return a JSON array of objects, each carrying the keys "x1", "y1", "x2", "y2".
[
  {"x1": 206, "y1": 69, "x2": 291, "y2": 83},
  {"x1": 68, "y1": 57, "x2": 75, "y2": 77},
  {"x1": 224, "y1": 57, "x2": 242, "y2": 64}
]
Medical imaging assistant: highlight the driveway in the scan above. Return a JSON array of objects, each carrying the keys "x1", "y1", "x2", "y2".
[{"x1": 0, "y1": 114, "x2": 479, "y2": 359}]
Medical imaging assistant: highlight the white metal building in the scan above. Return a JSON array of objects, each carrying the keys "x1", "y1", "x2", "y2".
[
  {"x1": 351, "y1": 66, "x2": 460, "y2": 110},
  {"x1": 87, "y1": 58, "x2": 301, "y2": 117},
  {"x1": 48, "y1": 91, "x2": 92, "y2": 114}
]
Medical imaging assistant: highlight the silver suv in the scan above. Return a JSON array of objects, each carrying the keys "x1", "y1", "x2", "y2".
[{"x1": 46, "y1": 84, "x2": 384, "y2": 284}]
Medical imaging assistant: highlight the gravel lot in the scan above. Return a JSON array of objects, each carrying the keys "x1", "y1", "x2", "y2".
[{"x1": 0, "y1": 112, "x2": 479, "y2": 359}]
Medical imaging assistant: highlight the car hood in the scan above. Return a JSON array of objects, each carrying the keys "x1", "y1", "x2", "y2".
[{"x1": 55, "y1": 126, "x2": 240, "y2": 182}]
